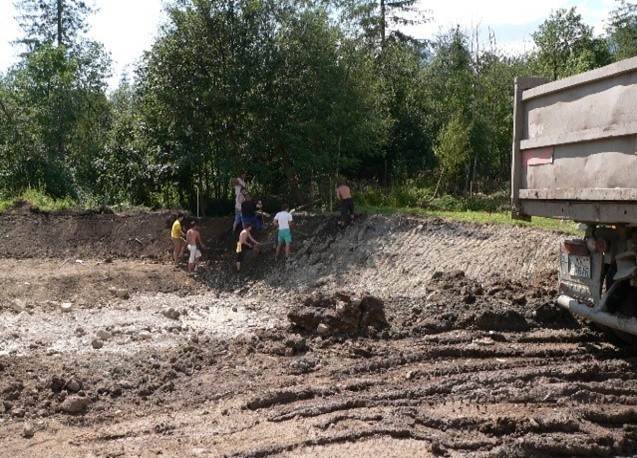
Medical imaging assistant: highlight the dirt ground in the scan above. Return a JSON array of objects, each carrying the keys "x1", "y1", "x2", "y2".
[{"x1": 1, "y1": 205, "x2": 637, "y2": 457}]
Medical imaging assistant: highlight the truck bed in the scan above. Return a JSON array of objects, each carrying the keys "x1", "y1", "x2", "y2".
[{"x1": 511, "y1": 57, "x2": 637, "y2": 224}]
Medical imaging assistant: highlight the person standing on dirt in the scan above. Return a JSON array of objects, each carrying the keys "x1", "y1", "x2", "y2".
[
  {"x1": 171, "y1": 213, "x2": 186, "y2": 265},
  {"x1": 186, "y1": 220, "x2": 206, "y2": 274},
  {"x1": 336, "y1": 180, "x2": 354, "y2": 227},
  {"x1": 274, "y1": 204, "x2": 294, "y2": 260},
  {"x1": 236, "y1": 223, "x2": 260, "y2": 272},
  {"x1": 240, "y1": 191, "x2": 261, "y2": 232},
  {"x1": 233, "y1": 188, "x2": 247, "y2": 233},
  {"x1": 234, "y1": 173, "x2": 247, "y2": 197}
]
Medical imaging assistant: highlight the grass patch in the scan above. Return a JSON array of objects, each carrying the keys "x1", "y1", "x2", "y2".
[
  {"x1": 0, "y1": 189, "x2": 158, "y2": 214},
  {"x1": 0, "y1": 189, "x2": 78, "y2": 213},
  {"x1": 357, "y1": 203, "x2": 581, "y2": 235},
  {"x1": 355, "y1": 185, "x2": 580, "y2": 234}
]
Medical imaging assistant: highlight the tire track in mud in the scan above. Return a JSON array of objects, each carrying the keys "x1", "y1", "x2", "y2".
[{"x1": 230, "y1": 329, "x2": 637, "y2": 458}]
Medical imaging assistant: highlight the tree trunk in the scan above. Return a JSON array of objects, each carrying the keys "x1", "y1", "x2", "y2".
[
  {"x1": 57, "y1": 0, "x2": 63, "y2": 47},
  {"x1": 381, "y1": 0, "x2": 386, "y2": 45}
]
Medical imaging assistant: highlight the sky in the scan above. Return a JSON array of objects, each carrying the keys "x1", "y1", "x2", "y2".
[{"x1": 0, "y1": 0, "x2": 617, "y2": 87}]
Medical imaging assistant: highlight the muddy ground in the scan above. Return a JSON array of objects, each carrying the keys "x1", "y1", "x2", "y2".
[{"x1": 1, "y1": 206, "x2": 637, "y2": 457}]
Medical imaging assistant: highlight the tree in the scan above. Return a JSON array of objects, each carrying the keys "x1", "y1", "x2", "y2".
[
  {"x1": 136, "y1": 0, "x2": 384, "y2": 207},
  {"x1": 433, "y1": 113, "x2": 471, "y2": 196},
  {"x1": 94, "y1": 78, "x2": 153, "y2": 205},
  {"x1": 0, "y1": 72, "x2": 48, "y2": 196},
  {"x1": 13, "y1": 0, "x2": 95, "y2": 53},
  {"x1": 531, "y1": 7, "x2": 611, "y2": 80},
  {"x1": 370, "y1": 38, "x2": 430, "y2": 183},
  {"x1": 3, "y1": 0, "x2": 111, "y2": 199},
  {"x1": 606, "y1": 0, "x2": 637, "y2": 61},
  {"x1": 421, "y1": 28, "x2": 475, "y2": 185},
  {"x1": 472, "y1": 52, "x2": 529, "y2": 189},
  {"x1": 380, "y1": 0, "x2": 428, "y2": 45}
]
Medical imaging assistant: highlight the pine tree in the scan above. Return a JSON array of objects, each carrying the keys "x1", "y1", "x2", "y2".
[{"x1": 13, "y1": 0, "x2": 95, "y2": 54}]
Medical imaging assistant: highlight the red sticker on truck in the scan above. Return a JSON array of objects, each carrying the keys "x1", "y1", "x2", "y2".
[{"x1": 522, "y1": 147, "x2": 554, "y2": 166}]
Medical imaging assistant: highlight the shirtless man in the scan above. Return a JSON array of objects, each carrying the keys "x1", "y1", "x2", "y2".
[
  {"x1": 236, "y1": 223, "x2": 259, "y2": 272},
  {"x1": 336, "y1": 180, "x2": 354, "y2": 227},
  {"x1": 186, "y1": 220, "x2": 206, "y2": 273}
]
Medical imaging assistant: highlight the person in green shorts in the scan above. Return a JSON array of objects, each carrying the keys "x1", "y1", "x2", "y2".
[{"x1": 273, "y1": 204, "x2": 293, "y2": 260}]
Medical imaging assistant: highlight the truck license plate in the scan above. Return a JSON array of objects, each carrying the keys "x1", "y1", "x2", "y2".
[{"x1": 568, "y1": 255, "x2": 591, "y2": 278}]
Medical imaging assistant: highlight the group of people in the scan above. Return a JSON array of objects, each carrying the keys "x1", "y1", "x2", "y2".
[
  {"x1": 171, "y1": 212, "x2": 205, "y2": 274},
  {"x1": 232, "y1": 173, "x2": 295, "y2": 272},
  {"x1": 170, "y1": 173, "x2": 354, "y2": 274}
]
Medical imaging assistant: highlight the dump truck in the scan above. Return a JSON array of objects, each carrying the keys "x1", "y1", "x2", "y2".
[{"x1": 511, "y1": 56, "x2": 637, "y2": 337}]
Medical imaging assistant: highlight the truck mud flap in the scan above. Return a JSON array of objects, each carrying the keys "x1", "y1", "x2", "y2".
[{"x1": 557, "y1": 294, "x2": 637, "y2": 337}]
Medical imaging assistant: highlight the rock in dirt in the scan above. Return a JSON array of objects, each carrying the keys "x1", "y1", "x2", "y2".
[
  {"x1": 109, "y1": 287, "x2": 130, "y2": 300},
  {"x1": 64, "y1": 378, "x2": 82, "y2": 393},
  {"x1": 162, "y1": 308, "x2": 181, "y2": 320},
  {"x1": 12, "y1": 299, "x2": 26, "y2": 313},
  {"x1": 96, "y1": 329, "x2": 112, "y2": 341},
  {"x1": 59, "y1": 302, "x2": 73, "y2": 313},
  {"x1": 23, "y1": 422, "x2": 35, "y2": 438},
  {"x1": 60, "y1": 395, "x2": 90, "y2": 414},
  {"x1": 91, "y1": 339, "x2": 104, "y2": 349}
]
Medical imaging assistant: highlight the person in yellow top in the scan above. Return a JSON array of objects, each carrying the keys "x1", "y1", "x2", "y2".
[{"x1": 171, "y1": 213, "x2": 186, "y2": 264}]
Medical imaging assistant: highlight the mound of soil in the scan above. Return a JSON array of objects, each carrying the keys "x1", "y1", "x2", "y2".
[{"x1": 288, "y1": 291, "x2": 388, "y2": 336}]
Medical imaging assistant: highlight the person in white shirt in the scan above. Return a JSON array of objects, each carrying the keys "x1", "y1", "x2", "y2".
[
  {"x1": 233, "y1": 173, "x2": 247, "y2": 196},
  {"x1": 273, "y1": 204, "x2": 294, "y2": 259},
  {"x1": 232, "y1": 188, "x2": 246, "y2": 232}
]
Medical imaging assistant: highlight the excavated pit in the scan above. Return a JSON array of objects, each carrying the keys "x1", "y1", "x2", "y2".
[{"x1": 1, "y1": 206, "x2": 637, "y2": 457}]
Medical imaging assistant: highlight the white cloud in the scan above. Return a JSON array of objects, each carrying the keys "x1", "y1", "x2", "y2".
[
  {"x1": 0, "y1": 0, "x2": 21, "y2": 70},
  {"x1": 401, "y1": 0, "x2": 614, "y2": 54},
  {"x1": 88, "y1": 0, "x2": 165, "y2": 84}
]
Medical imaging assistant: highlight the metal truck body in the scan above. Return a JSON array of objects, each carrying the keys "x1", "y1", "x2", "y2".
[{"x1": 511, "y1": 56, "x2": 637, "y2": 337}]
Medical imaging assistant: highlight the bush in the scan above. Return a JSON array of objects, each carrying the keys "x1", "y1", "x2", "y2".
[
  {"x1": 427, "y1": 194, "x2": 465, "y2": 212},
  {"x1": 357, "y1": 181, "x2": 509, "y2": 214},
  {"x1": 464, "y1": 191, "x2": 509, "y2": 212},
  {"x1": 18, "y1": 188, "x2": 77, "y2": 212}
]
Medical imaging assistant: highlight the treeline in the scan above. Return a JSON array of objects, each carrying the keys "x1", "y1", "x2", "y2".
[{"x1": 1, "y1": 0, "x2": 636, "y2": 213}]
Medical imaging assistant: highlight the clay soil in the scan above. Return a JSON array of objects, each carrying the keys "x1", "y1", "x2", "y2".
[{"x1": 2, "y1": 205, "x2": 637, "y2": 457}]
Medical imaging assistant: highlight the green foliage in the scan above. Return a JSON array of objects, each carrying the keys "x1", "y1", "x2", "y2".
[
  {"x1": 14, "y1": 0, "x2": 95, "y2": 52},
  {"x1": 0, "y1": 0, "x2": 630, "y2": 217},
  {"x1": 357, "y1": 180, "x2": 509, "y2": 213},
  {"x1": 136, "y1": 0, "x2": 385, "y2": 208},
  {"x1": 0, "y1": 188, "x2": 76, "y2": 212},
  {"x1": 357, "y1": 179, "x2": 431, "y2": 207},
  {"x1": 426, "y1": 192, "x2": 509, "y2": 213},
  {"x1": 530, "y1": 7, "x2": 611, "y2": 80},
  {"x1": 434, "y1": 114, "x2": 471, "y2": 175},
  {"x1": 1, "y1": 1, "x2": 111, "y2": 202},
  {"x1": 472, "y1": 53, "x2": 528, "y2": 183},
  {"x1": 606, "y1": 0, "x2": 637, "y2": 60}
]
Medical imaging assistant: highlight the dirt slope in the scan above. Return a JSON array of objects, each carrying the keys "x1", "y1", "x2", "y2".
[{"x1": 2, "y1": 208, "x2": 637, "y2": 457}]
